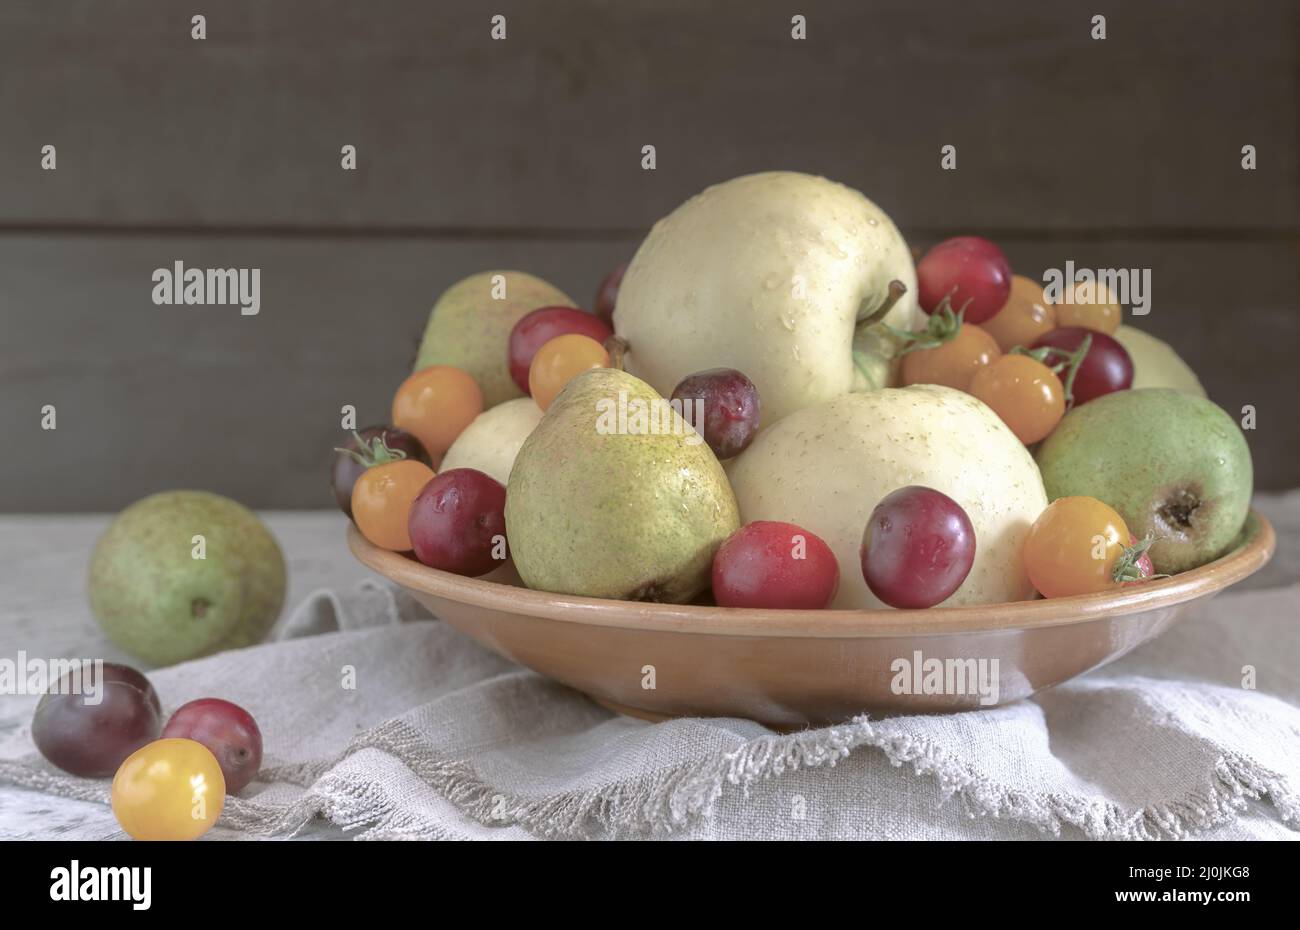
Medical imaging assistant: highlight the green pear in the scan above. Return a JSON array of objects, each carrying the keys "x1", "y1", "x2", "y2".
[
  {"x1": 89, "y1": 491, "x2": 287, "y2": 665},
  {"x1": 1036, "y1": 389, "x2": 1252, "y2": 574},
  {"x1": 1112, "y1": 326, "x2": 1206, "y2": 397},
  {"x1": 614, "y1": 171, "x2": 924, "y2": 425},
  {"x1": 505, "y1": 368, "x2": 740, "y2": 602},
  {"x1": 415, "y1": 270, "x2": 576, "y2": 408}
]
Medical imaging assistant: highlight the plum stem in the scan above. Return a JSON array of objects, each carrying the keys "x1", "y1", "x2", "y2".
[
  {"x1": 1011, "y1": 333, "x2": 1093, "y2": 407},
  {"x1": 334, "y1": 431, "x2": 408, "y2": 469},
  {"x1": 1112, "y1": 535, "x2": 1169, "y2": 583},
  {"x1": 882, "y1": 294, "x2": 968, "y2": 355}
]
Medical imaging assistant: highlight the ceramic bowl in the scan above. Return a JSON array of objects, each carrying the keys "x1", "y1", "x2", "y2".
[{"x1": 347, "y1": 510, "x2": 1275, "y2": 728}]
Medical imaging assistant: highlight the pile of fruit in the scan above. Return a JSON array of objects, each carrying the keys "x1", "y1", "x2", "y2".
[
  {"x1": 33, "y1": 665, "x2": 261, "y2": 841},
  {"x1": 26, "y1": 490, "x2": 283, "y2": 839},
  {"x1": 29, "y1": 171, "x2": 1253, "y2": 842},
  {"x1": 337, "y1": 171, "x2": 1253, "y2": 611}
]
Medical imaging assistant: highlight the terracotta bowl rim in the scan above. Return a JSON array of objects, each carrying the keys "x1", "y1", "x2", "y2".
[{"x1": 347, "y1": 509, "x2": 1275, "y2": 639}]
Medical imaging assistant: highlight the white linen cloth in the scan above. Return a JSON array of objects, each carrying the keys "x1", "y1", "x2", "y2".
[{"x1": 1, "y1": 494, "x2": 1298, "y2": 840}]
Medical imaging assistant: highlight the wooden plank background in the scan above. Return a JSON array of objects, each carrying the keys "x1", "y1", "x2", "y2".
[{"x1": 0, "y1": 0, "x2": 1296, "y2": 511}]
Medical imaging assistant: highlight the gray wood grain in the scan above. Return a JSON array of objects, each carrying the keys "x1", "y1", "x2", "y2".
[
  {"x1": 0, "y1": 0, "x2": 1294, "y2": 231},
  {"x1": 0, "y1": 233, "x2": 635, "y2": 511},
  {"x1": 0, "y1": 232, "x2": 1294, "y2": 511},
  {"x1": 0, "y1": 1, "x2": 1295, "y2": 510}
]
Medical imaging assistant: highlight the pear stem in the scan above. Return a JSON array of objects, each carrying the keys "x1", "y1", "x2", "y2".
[
  {"x1": 860, "y1": 279, "x2": 909, "y2": 327},
  {"x1": 604, "y1": 335, "x2": 630, "y2": 372}
]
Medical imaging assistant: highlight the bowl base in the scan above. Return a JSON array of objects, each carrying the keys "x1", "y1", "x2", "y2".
[
  {"x1": 591, "y1": 695, "x2": 812, "y2": 732},
  {"x1": 346, "y1": 512, "x2": 1276, "y2": 727}
]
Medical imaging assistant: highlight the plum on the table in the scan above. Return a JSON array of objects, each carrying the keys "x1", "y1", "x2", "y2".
[{"x1": 32, "y1": 663, "x2": 162, "y2": 777}]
